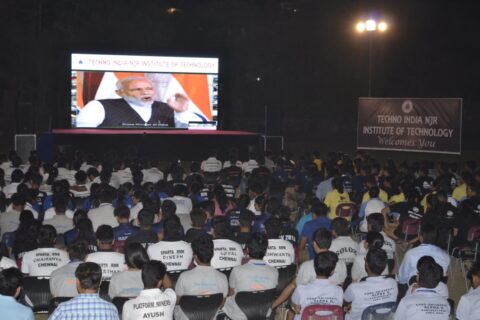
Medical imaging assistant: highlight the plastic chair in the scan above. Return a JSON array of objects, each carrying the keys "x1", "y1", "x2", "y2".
[
  {"x1": 335, "y1": 203, "x2": 356, "y2": 219},
  {"x1": 401, "y1": 218, "x2": 421, "y2": 241},
  {"x1": 180, "y1": 293, "x2": 223, "y2": 320},
  {"x1": 22, "y1": 277, "x2": 52, "y2": 313},
  {"x1": 301, "y1": 304, "x2": 343, "y2": 320},
  {"x1": 235, "y1": 288, "x2": 277, "y2": 320},
  {"x1": 361, "y1": 301, "x2": 396, "y2": 320},
  {"x1": 49, "y1": 297, "x2": 72, "y2": 314},
  {"x1": 218, "y1": 268, "x2": 233, "y2": 279},
  {"x1": 112, "y1": 297, "x2": 132, "y2": 314},
  {"x1": 276, "y1": 264, "x2": 297, "y2": 294},
  {"x1": 167, "y1": 269, "x2": 187, "y2": 286}
]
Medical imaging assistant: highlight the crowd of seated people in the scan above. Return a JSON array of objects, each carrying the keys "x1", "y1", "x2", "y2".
[{"x1": 0, "y1": 148, "x2": 479, "y2": 319}]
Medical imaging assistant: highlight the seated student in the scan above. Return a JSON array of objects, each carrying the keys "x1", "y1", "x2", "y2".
[
  {"x1": 122, "y1": 260, "x2": 176, "y2": 320},
  {"x1": 405, "y1": 256, "x2": 449, "y2": 299},
  {"x1": 184, "y1": 208, "x2": 210, "y2": 243},
  {"x1": 296, "y1": 197, "x2": 318, "y2": 237},
  {"x1": 225, "y1": 194, "x2": 250, "y2": 232},
  {"x1": 358, "y1": 214, "x2": 396, "y2": 272},
  {"x1": 112, "y1": 205, "x2": 139, "y2": 252},
  {"x1": 174, "y1": 234, "x2": 228, "y2": 320},
  {"x1": 329, "y1": 217, "x2": 359, "y2": 265},
  {"x1": 0, "y1": 268, "x2": 34, "y2": 320},
  {"x1": 394, "y1": 258, "x2": 450, "y2": 320},
  {"x1": 230, "y1": 209, "x2": 255, "y2": 249},
  {"x1": 70, "y1": 170, "x2": 90, "y2": 198},
  {"x1": 0, "y1": 244, "x2": 17, "y2": 270},
  {"x1": 50, "y1": 240, "x2": 89, "y2": 298},
  {"x1": 49, "y1": 262, "x2": 119, "y2": 320},
  {"x1": 87, "y1": 184, "x2": 118, "y2": 231},
  {"x1": 0, "y1": 193, "x2": 26, "y2": 237},
  {"x1": 299, "y1": 202, "x2": 331, "y2": 259},
  {"x1": 64, "y1": 210, "x2": 89, "y2": 246},
  {"x1": 124, "y1": 209, "x2": 158, "y2": 249},
  {"x1": 45, "y1": 195, "x2": 74, "y2": 234},
  {"x1": 210, "y1": 216, "x2": 244, "y2": 270},
  {"x1": 361, "y1": 175, "x2": 389, "y2": 204},
  {"x1": 129, "y1": 189, "x2": 147, "y2": 224},
  {"x1": 85, "y1": 225, "x2": 126, "y2": 281},
  {"x1": 398, "y1": 224, "x2": 450, "y2": 285},
  {"x1": 290, "y1": 251, "x2": 343, "y2": 320},
  {"x1": 263, "y1": 217, "x2": 295, "y2": 267},
  {"x1": 21, "y1": 225, "x2": 69, "y2": 277},
  {"x1": 457, "y1": 261, "x2": 480, "y2": 320},
  {"x1": 351, "y1": 232, "x2": 388, "y2": 282},
  {"x1": 164, "y1": 184, "x2": 193, "y2": 229},
  {"x1": 324, "y1": 177, "x2": 351, "y2": 219},
  {"x1": 344, "y1": 248, "x2": 398, "y2": 320},
  {"x1": 223, "y1": 233, "x2": 279, "y2": 320},
  {"x1": 358, "y1": 186, "x2": 386, "y2": 233},
  {"x1": 109, "y1": 242, "x2": 150, "y2": 299},
  {"x1": 147, "y1": 218, "x2": 193, "y2": 272},
  {"x1": 278, "y1": 206, "x2": 299, "y2": 245},
  {"x1": 389, "y1": 189, "x2": 423, "y2": 240}
]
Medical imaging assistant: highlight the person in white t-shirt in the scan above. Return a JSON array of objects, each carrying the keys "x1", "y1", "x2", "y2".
[
  {"x1": 329, "y1": 217, "x2": 359, "y2": 265},
  {"x1": 201, "y1": 151, "x2": 222, "y2": 173},
  {"x1": 122, "y1": 260, "x2": 176, "y2": 320},
  {"x1": 290, "y1": 251, "x2": 343, "y2": 320},
  {"x1": 85, "y1": 225, "x2": 126, "y2": 281},
  {"x1": 21, "y1": 225, "x2": 69, "y2": 277},
  {"x1": 164, "y1": 185, "x2": 193, "y2": 230},
  {"x1": 263, "y1": 217, "x2": 295, "y2": 267},
  {"x1": 175, "y1": 234, "x2": 228, "y2": 320},
  {"x1": 147, "y1": 218, "x2": 193, "y2": 271},
  {"x1": 272, "y1": 228, "x2": 347, "y2": 310},
  {"x1": 45, "y1": 195, "x2": 74, "y2": 234},
  {"x1": 351, "y1": 232, "x2": 388, "y2": 282},
  {"x1": 395, "y1": 258, "x2": 450, "y2": 320},
  {"x1": 359, "y1": 187, "x2": 387, "y2": 233},
  {"x1": 87, "y1": 185, "x2": 118, "y2": 231},
  {"x1": 210, "y1": 217, "x2": 243, "y2": 270},
  {"x1": 456, "y1": 261, "x2": 480, "y2": 320},
  {"x1": 344, "y1": 248, "x2": 398, "y2": 320},
  {"x1": 404, "y1": 256, "x2": 449, "y2": 299}
]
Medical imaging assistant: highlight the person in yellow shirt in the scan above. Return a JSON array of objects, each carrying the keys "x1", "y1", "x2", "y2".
[
  {"x1": 324, "y1": 177, "x2": 350, "y2": 219},
  {"x1": 362, "y1": 175, "x2": 388, "y2": 203},
  {"x1": 452, "y1": 172, "x2": 473, "y2": 202}
]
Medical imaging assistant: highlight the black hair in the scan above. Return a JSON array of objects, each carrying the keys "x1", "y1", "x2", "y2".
[
  {"x1": 467, "y1": 261, "x2": 480, "y2": 283},
  {"x1": 331, "y1": 217, "x2": 350, "y2": 236},
  {"x1": 365, "y1": 231, "x2": 384, "y2": 249},
  {"x1": 191, "y1": 234, "x2": 214, "y2": 264},
  {"x1": 11, "y1": 169, "x2": 24, "y2": 183},
  {"x1": 247, "y1": 233, "x2": 269, "y2": 259},
  {"x1": 95, "y1": 225, "x2": 114, "y2": 244},
  {"x1": 173, "y1": 184, "x2": 188, "y2": 197},
  {"x1": 213, "y1": 185, "x2": 230, "y2": 213},
  {"x1": 37, "y1": 224, "x2": 57, "y2": 247},
  {"x1": 75, "y1": 262, "x2": 102, "y2": 290},
  {"x1": 237, "y1": 194, "x2": 251, "y2": 208},
  {"x1": 314, "y1": 251, "x2": 338, "y2": 277},
  {"x1": 75, "y1": 171, "x2": 87, "y2": 184},
  {"x1": 331, "y1": 177, "x2": 344, "y2": 194},
  {"x1": 67, "y1": 240, "x2": 89, "y2": 261},
  {"x1": 366, "y1": 213, "x2": 384, "y2": 232},
  {"x1": 161, "y1": 200, "x2": 177, "y2": 218},
  {"x1": 72, "y1": 210, "x2": 88, "y2": 227},
  {"x1": 142, "y1": 260, "x2": 167, "y2": 289},
  {"x1": 420, "y1": 224, "x2": 438, "y2": 244},
  {"x1": 312, "y1": 202, "x2": 329, "y2": 217},
  {"x1": 417, "y1": 258, "x2": 443, "y2": 289},
  {"x1": 138, "y1": 209, "x2": 155, "y2": 228},
  {"x1": 239, "y1": 210, "x2": 255, "y2": 228},
  {"x1": 0, "y1": 268, "x2": 23, "y2": 296},
  {"x1": 313, "y1": 228, "x2": 332, "y2": 249},
  {"x1": 212, "y1": 216, "x2": 230, "y2": 239},
  {"x1": 365, "y1": 248, "x2": 387, "y2": 275},
  {"x1": 124, "y1": 242, "x2": 150, "y2": 269},
  {"x1": 264, "y1": 217, "x2": 282, "y2": 238},
  {"x1": 163, "y1": 216, "x2": 182, "y2": 241},
  {"x1": 114, "y1": 205, "x2": 130, "y2": 220},
  {"x1": 53, "y1": 194, "x2": 69, "y2": 213},
  {"x1": 190, "y1": 208, "x2": 207, "y2": 228},
  {"x1": 11, "y1": 193, "x2": 26, "y2": 206},
  {"x1": 368, "y1": 186, "x2": 380, "y2": 199}
]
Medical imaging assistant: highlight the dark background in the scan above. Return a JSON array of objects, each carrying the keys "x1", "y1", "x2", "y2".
[{"x1": 1, "y1": 0, "x2": 479, "y2": 159}]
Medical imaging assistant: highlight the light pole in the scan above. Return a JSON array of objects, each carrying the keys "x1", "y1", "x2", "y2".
[{"x1": 356, "y1": 19, "x2": 388, "y2": 96}]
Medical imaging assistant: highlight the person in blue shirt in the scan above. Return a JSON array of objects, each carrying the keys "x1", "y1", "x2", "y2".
[
  {"x1": 296, "y1": 197, "x2": 320, "y2": 236},
  {"x1": 299, "y1": 202, "x2": 332, "y2": 259},
  {"x1": 112, "y1": 205, "x2": 139, "y2": 252},
  {"x1": 0, "y1": 268, "x2": 34, "y2": 320}
]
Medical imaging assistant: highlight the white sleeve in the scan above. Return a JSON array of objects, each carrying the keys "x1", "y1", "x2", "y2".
[
  {"x1": 393, "y1": 299, "x2": 406, "y2": 320},
  {"x1": 456, "y1": 296, "x2": 470, "y2": 320},
  {"x1": 75, "y1": 100, "x2": 105, "y2": 128},
  {"x1": 351, "y1": 258, "x2": 364, "y2": 282},
  {"x1": 291, "y1": 287, "x2": 301, "y2": 305},
  {"x1": 343, "y1": 284, "x2": 354, "y2": 303}
]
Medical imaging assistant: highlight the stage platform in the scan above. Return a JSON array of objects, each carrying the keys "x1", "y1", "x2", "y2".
[{"x1": 38, "y1": 129, "x2": 261, "y2": 162}]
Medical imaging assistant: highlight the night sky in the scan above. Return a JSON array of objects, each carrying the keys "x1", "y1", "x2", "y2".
[{"x1": 1, "y1": 0, "x2": 479, "y2": 156}]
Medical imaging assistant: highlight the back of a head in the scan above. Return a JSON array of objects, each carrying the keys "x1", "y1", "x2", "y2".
[
  {"x1": 468, "y1": 261, "x2": 480, "y2": 285},
  {"x1": 37, "y1": 224, "x2": 57, "y2": 247},
  {"x1": 366, "y1": 248, "x2": 388, "y2": 275},
  {"x1": 11, "y1": 169, "x2": 24, "y2": 183},
  {"x1": 418, "y1": 258, "x2": 443, "y2": 289},
  {"x1": 161, "y1": 200, "x2": 177, "y2": 218},
  {"x1": 312, "y1": 202, "x2": 329, "y2": 217},
  {"x1": 68, "y1": 240, "x2": 89, "y2": 261},
  {"x1": 124, "y1": 242, "x2": 150, "y2": 269},
  {"x1": 247, "y1": 233, "x2": 269, "y2": 259},
  {"x1": 331, "y1": 217, "x2": 350, "y2": 236},
  {"x1": 239, "y1": 210, "x2": 255, "y2": 228},
  {"x1": 163, "y1": 216, "x2": 182, "y2": 241},
  {"x1": 190, "y1": 208, "x2": 207, "y2": 228},
  {"x1": 212, "y1": 216, "x2": 230, "y2": 239},
  {"x1": 366, "y1": 231, "x2": 384, "y2": 249},
  {"x1": 138, "y1": 208, "x2": 155, "y2": 228},
  {"x1": 237, "y1": 194, "x2": 251, "y2": 209},
  {"x1": 368, "y1": 186, "x2": 380, "y2": 199},
  {"x1": 53, "y1": 195, "x2": 68, "y2": 213},
  {"x1": 75, "y1": 262, "x2": 102, "y2": 291},
  {"x1": 173, "y1": 184, "x2": 188, "y2": 197},
  {"x1": 0, "y1": 268, "x2": 23, "y2": 296},
  {"x1": 142, "y1": 260, "x2": 167, "y2": 289},
  {"x1": 11, "y1": 193, "x2": 26, "y2": 207},
  {"x1": 114, "y1": 205, "x2": 131, "y2": 220},
  {"x1": 313, "y1": 228, "x2": 332, "y2": 250},
  {"x1": 331, "y1": 177, "x2": 344, "y2": 193},
  {"x1": 420, "y1": 224, "x2": 438, "y2": 244},
  {"x1": 264, "y1": 217, "x2": 282, "y2": 238},
  {"x1": 191, "y1": 234, "x2": 214, "y2": 264},
  {"x1": 96, "y1": 225, "x2": 114, "y2": 244},
  {"x1": 314, "y1": 251, "x2": 338, "y2": 278},
  {"x1": 366, "y1": 213, "x2": 384, "y2": 232}
]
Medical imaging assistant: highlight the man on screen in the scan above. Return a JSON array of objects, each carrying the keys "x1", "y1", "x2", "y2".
[{"x1": 76, "y1": 76, "x2": 186, "y2": 128}]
